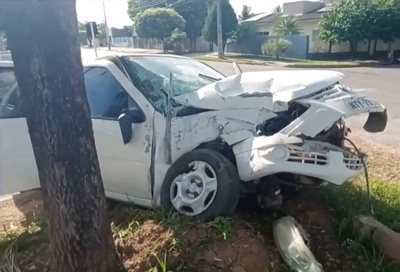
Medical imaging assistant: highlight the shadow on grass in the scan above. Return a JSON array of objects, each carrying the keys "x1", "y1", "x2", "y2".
[{"x1": 320, "y1": 178, "x2": 400, "y2": 272}]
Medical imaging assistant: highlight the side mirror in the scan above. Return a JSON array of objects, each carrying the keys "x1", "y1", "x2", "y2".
[
  {"x1": 127, "y1": 108, "x2": 146, "y2": 123},
  {"x1": 117, "y1": 108, "x2": 146, "y2": 145},
  {"x1": 118, "y1": 113, "x2": 133, "y2": 144}
]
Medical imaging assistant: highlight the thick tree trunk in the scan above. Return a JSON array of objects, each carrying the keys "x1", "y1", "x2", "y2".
[{"x1": 0, "y1": 1, "x2": 123, "y2": 272}]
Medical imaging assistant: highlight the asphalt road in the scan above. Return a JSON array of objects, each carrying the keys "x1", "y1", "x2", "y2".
[{"x1": 76, "y1": 48, "x2": 400, "y2": 150}]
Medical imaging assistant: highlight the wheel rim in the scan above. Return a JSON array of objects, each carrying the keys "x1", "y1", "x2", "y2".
[{"x1": 169, "y1": 161, "x2": 218, "y2": 216}]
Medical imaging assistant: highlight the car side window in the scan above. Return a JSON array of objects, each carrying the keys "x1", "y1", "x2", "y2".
[{"x1": 84, "y1": 67, "x2": 142, "y2": 119}]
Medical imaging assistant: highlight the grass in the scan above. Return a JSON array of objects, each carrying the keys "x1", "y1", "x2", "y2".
[
  {"x1": 196, "y1": 53, "x2": 364, "y2": 68},
  {"x1": 320, "y1": 178, "x2": 400, "y2": 272}
]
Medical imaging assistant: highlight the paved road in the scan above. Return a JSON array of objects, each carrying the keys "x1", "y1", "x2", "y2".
[{"x1": 81, "y1": 48, "x2": 400, "y2": 149}]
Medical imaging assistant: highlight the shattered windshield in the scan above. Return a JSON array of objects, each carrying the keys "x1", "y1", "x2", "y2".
[{"x1": 122, "y1": 56, "x2": 225, "y2": 113}]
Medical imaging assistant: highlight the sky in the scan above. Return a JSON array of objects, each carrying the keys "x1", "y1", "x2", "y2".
[{"x1": 76, "y1": 0, "x2": 285, "y2": 28}]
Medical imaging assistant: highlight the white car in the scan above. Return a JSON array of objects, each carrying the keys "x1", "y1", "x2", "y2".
[{"x1": 0, "y1": 55, "x2": 387, "y2": 221}]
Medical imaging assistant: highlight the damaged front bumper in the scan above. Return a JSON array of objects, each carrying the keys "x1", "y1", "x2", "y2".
[
  {"x1": 234, "y1": 137, "x2": 364, "y2": 185},
  {"x1": 231, "y1": 86, "x2": 386, "y2": 186}
]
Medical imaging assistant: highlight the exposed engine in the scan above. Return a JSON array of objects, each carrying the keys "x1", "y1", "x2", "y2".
[{"x1": 254, "y1": 102, "x2": 353, "y2": 210}]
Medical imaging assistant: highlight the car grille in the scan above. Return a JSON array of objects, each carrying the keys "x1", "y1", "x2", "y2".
[{"x1": 287, "y1": 145, "x2": 363, "y2": 170}]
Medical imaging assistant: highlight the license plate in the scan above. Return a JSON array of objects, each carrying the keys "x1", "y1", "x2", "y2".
[{"x1": 346, "y1": 97, "x2": 379, "y2": 110}]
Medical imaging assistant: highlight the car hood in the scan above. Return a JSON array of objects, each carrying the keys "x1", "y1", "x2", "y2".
[{"x1": 173, "y1": 70, "x2": 344, "y2": 111}]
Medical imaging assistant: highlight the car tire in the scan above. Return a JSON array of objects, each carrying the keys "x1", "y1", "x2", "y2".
[{"x1": 160, "y1": 149, "x2": 240, "y2": 222}]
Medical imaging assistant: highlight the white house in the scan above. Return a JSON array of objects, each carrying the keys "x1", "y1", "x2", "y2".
[{"x1": 244, "y1": 0, "x2": 400, "y2": 55}]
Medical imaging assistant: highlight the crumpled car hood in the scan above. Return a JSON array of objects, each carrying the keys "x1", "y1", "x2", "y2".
[{"x1": 173, "y1": 70, "x2": 344, "y2": 111}]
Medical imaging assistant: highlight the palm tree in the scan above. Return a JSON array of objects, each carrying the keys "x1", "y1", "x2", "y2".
[
  {"x1": 272, "y1": 5, "x2": 282, "y2": 13},
  {"x1": 239, "y1": 5, "x2": 255, "y2": 20},
  {"x1": 272, "y1": 16, "x2": 302, "y2": 35}
]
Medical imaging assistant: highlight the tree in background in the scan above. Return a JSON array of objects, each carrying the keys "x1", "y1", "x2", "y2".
[
  {"x1": 238, "y1": 5, "x2": 255, "y2": 20},
  {"x1": 127, "y1": 0, "x2": 151, "y2": 20},
  {"x1": 128, "y1": 0, "x2": 208, "y2": 52},
  {"x1": 273, "y1": 16, "x2": 302, "y2": 35},
  {"x1": 271, "y1": 5, "x2": 282, "y2": 13},
  {"x1": 172, "y1": 0, "x2": 208, "y2": 52},
  {"x1": 78, "y1": 21, "x2": 87, "y2": 31},
  {"x1": 318, "y1": 0, "x2": 372, "y2": 57},
  {"x1": 262, "y1": 38, "x2": 292, "y2": 60},
  {"x1": 202, "y1": 0, "x2": 238, "y2": 53},
  {"x1": 0, "y1": 1, "x2": 123, "y2": 271},
  {"x1": 96, "y1": 22, "x2": 107, "y2": 39},
  {"x1": 167, "y1": 28, "x2": 187, "y2": 53},
  {"x1": 371, "y1": 1, "x2": 400, "y2": 62},
  {"x1": 231, "y1": 22, "x2": 257, "y2": 54},
  {"x1": 134, "y1": 8, "x2": 185, "y2": 51}
]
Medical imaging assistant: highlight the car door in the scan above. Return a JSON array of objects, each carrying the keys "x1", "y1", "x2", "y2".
[
  {"x1": 0, "y1": 66, "x2": 39, "y2": 195},
  {"x1": 83, "y1": 65, "x2": 153, "y2": 203}
]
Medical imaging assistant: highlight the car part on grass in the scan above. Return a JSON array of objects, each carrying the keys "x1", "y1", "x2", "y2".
[{"x1": 273, "y1": 216, "x2": 324, "y2": 272}]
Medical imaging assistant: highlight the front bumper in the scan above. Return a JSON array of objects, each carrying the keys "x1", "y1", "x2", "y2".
[{"x1": 233, "y1": 137, "x2": 364, "y2": 186}]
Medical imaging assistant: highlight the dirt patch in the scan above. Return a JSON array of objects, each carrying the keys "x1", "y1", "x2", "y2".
[
  {"x1": 192, "y1": 222, "x2": 282, "y2": 272},
  {"x1": 284, "y1": 190, "x2": 361, "y2": 271},
  {"x1": 0, "y1": 190, "x2": 43, "y2": 230},
  {"x1": 350, "y1": 134, "x2": 400, "y2": 182}
]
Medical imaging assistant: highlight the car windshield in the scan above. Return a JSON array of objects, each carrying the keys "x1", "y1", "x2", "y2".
[{"x1": 122, "y1": 56, "x2": 225, "y2": 113}]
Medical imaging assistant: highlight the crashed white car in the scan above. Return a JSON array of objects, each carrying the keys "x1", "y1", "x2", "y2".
[{"x1": 0, "y1": 55, "x2": 387, "y2": 220}]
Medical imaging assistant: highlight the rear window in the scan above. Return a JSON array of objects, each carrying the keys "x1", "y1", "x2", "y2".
[{"x1": 0, "y1": 67, "x2": 16, "y2": 103}]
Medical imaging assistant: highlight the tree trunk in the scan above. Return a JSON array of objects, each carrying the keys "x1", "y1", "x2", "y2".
[
  {"x1": 328, "y1": 42, "x2": 332, "y2": 54},
  {"x1": 0, "y1": 1, "x2": 123, "y2": 272},
  {"x1": 387, "y1": 41, "x2": 394, "y2": 63},
  {"x1": 367, "y1": 39, "x2": 371, "y2": 56},
  {"x1": 373, "y1": 39, "x2": 378, "y2": 57}
]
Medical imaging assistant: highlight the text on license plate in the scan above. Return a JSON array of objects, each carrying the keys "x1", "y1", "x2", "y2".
[{"x1": 346, "y1": 97, "x2": 379, "y2": 110}]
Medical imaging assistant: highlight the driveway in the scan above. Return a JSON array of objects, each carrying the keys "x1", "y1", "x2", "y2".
[{"x1": 203, "y1": 61, "x2": 400, "y2": 150}]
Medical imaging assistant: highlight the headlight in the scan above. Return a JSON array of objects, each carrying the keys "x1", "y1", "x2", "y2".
[{"x1": 273, "y1": 216, "x2": 324, "y2": 272}]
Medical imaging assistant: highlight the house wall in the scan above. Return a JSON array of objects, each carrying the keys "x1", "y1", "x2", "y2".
[
  {"x1": 299, "y1": 19, "x2": 400, "y2": 55},
  {"x1": 254, "y1": 17, "x2": 400, "y2": 57},
  {"x1": 226, "y1": 35, "x2": 309, "y2": 59}
]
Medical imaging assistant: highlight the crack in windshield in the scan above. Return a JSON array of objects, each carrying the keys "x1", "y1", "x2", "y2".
[{"x1": 122, "y1": 56, "x2": 225, "y2": 114}]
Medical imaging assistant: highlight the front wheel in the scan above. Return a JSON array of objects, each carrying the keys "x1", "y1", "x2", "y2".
[{"x1": 160, "y1": 149, "x2": 240, "y2": 221}]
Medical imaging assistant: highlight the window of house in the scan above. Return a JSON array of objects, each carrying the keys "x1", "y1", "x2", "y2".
[{"x1": 83, "y1": 67, "x2": 142, "y2": 119}]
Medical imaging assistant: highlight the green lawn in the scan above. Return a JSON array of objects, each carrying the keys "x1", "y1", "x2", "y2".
[{"x1": 321, "y1": 178, "x2": 400, "y2": 272}]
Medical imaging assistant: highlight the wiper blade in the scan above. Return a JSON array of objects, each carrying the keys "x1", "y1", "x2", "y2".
[{"x1": 198, "y1": 73, "x2": 221, "y2": 81}]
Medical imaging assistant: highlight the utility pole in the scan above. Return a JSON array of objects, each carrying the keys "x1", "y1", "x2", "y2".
[
  {"x1": 102, "y1": 1, "x2": 111, "y2": 50},
  {"x1": 216, "y1": 0, "x2": 223, "y2": 59}
]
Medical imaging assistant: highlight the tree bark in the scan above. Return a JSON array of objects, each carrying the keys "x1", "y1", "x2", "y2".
[{"x1": 0, "y1": 1, "x2": 123, "y2": 272}]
